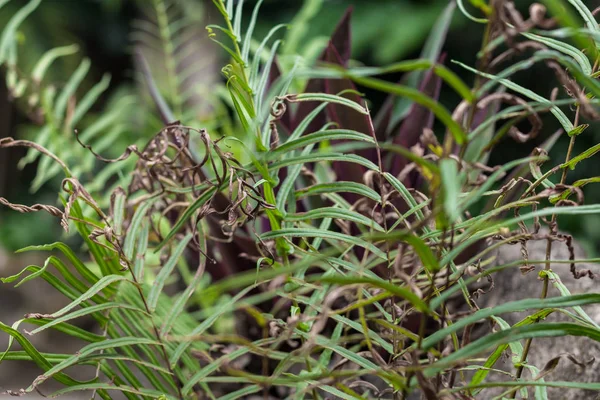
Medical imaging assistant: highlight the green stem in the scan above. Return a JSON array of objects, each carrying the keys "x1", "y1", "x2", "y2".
[{"x1": 509, "y1": 103, "x2": 581, "y2": 399}]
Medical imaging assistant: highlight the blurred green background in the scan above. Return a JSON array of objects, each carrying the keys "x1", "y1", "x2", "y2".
[{"x1": 1, "y1": 0, "x2": 599, "y2": 254}]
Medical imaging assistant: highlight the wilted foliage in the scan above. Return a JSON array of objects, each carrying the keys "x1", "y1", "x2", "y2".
[{"x1": 1, "y1": 0, "x2": 600, "y2": 399}]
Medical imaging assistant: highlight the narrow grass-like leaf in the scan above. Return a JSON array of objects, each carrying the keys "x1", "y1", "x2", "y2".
[
  {"x1": 289, "y1": 92, "x2": 368, "y2": 115},
  {"x1": 17, "y1": 242, "x2": 99, "y2": 285},
  {"x1": 269, "y1": 129, "x2": 373, "y2": 159},
  {"x1": 561, "y1": 143, "x2": 600, "y2": 170},
  {"x1": 124, "y1": 198, "x2": 156, "y2": 259},
  {"x1": 29, "y1": 337, "x2": 161, "y2": 389},
  {"x1": 389, "y1": 1, "x2": 456, "y2": 127},
  {"x1": 422, "y1": 294, "x2": 600, "y2": 351},
  {"x1": 53, "y1": 58, "x2": 91, "y2": 122},
  {"x1": 425, "y1": 322, "x2": 600, "y2": 377},
  {"x1": 269, "y1": 152, "x2": 379, "y2": 172},
  {"x1": 296, "y1": 181, "x2": 381, "y2": 202},
  {"x1": 440, "y1": 158, "x2": 462, "y2": 224},
  {"x1": 0, "y1": 0, "x2": 41, "y2": 64},
  {"x1": 0, "y1": 322, "x2": 85, "y2": 387},
  {"x1": 156, "y1": 186, "x2": 217, "y2": 251},
  {"x1": 23, "y1": 318, "x2": 106, "y2": 342},
  {"x1": 285, "y1": 207, "x2": 385, "y2": 232},
  {"x1": 454, "y1": 60, "x2": 574, "y2": 132},
  {"x1": 46, "y1": 275, "x2": 128, "y2": 319},
  {"x1": 565, "y1": 0, "x2": 599, "y2": 32},
  {"x1": 69, "y1": 73, "x2": 111, "y2": 129},
  {"x1": 349, "y1": 75, "x2": 468, "y2": 144},
  {"x1": 31, "y1": 44, "x2": 79, "y2": 82},
  {"x1": 315, "y1": 275, "x2": 428, "y2": 312},
  {"x1": 219, "y1": 385, "x2": 261, "y2": 400},
  {"x1": 545, "y1": 270, "x2": 599, "y2": 328},
  {"x1": 50, "y1": 383, "x2": 178, "y2": 399},
  {"x1": 255, "y1": 39, "x2": 280, "y2": 121},
  {"x1": 169, "y1": 286, "x2": 254, "y2": 366},
  {"x1": 148, "y1": 233, "x2": 193, "y2": 312},
  {"x1": 29, "y1": 302, "x2": 146, "y2": 336},
  {"x1": 261, "y1": 228, "x2": 386, "y2": 259},
  {"x1": 521, "y1": 31, "x2": 592, "y2": 75},
  {"x1": 241, "y1": 0, "x2": 263, "y2": 62},
  {"x1": 249, "y1": 23, "x2": 287, "y2": 87}
]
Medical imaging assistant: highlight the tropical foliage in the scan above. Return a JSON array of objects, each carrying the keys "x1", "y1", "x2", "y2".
[{"x1": 1, "y1": 0, "x2": 600, "y2": 398}]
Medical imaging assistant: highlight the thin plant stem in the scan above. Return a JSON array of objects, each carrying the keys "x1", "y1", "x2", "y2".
[{"x1": 509, "y1": 103, "x2": 581, "y2": 399}]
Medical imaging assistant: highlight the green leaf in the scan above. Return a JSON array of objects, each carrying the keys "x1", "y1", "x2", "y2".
[
  {"x1": 147, "y1": 233, "x2": 193, "y2": 312},
  {"x1": 50, "y1": 383, "x2": 178, "y2": 399},
  {"x1": 440, "y1": 158, "x2": 462, "y2": 224},
  {"x1": 288, "y1": 92, "x2": 368, "y2": 115},
  {"x1": 45, "y1": 275, "x2": 128, "y2": 319},
  {"x1": 169, "y1": 286, "x2": 254, "y2": 367},
  {"x1": 565, "y1": 0, "x2": 600, "y2": 32},
  {"x1": 260, "y1": 228, "x2": 387, "y2": 259},
  {"x1": 249, "y1": 23, "x2": 287, "y2": 87},
  {"x1": 255, "y1": 39, "x2": 281, "y2": 121},
  {"x1": 31, "y1": 44, "x2": 80, "y2": 82},
  {"x1": 219, "y1": 385, "x2": 261, "y2": 400},
  {"x1": 0, "y1": 0, "x2": 41, "y2": 64},
  {"x1": 349, "y1": 74, "x2": 468, "y2": 144},
  {"x1": 29, "y1": 337, "x2": 161, "y2": 390},
  {"x1": 425, "y1": 322, "x2": 600, "y2": 377},
  {"x1": 269, "y1": 152, "x2": 379, "y2": 172},
  {"x1": 124, "y1": 198, "x2": 156, "y2": 259},
  {"x1": 28, "y1": 302, "x2": 147, "y2": 336},
  {"x1": 242, "y1": 0, "x2": 263, "y2": 62},
  {"x1": 521, "y1": 31, "x2": 592, "y2": 75},
  {"x1": 457, "y1": 0, "x2": 488, "y2": 23},
  {"x1": 156, "y1": 187, "x2": 217, "y2": 251},
  {"x1": 561, "y1": 143, "x2": 600, "y2": 170},
  {"x1": 285, "y1": 207, "x2": 385, "y2": 232},
  {"x1": 423, "y1": 294, "x2": 600, "y2": 351},
  {"x1": 54, "y1": 58, "x2": 91, "y2": 122},
  {"x1": 315, "y1": 274, "x2": 429, "y2": 313},
  {"x1": 69, "y1": 73, "x2": 111, "y2": 129},
  {"x1": 18, "y1": 242, "x2": 99, "y2": 285},
  {"x1": 296, "y1": 181, "x2": 381, "y2": 202},
  {"x1": 269, "y1": 129, "x2": 374, "y2": 159},
  {"x1": 454, "y1": 60, "x2": 574, "y2": 133},
  {"x1": 390, "y1": 1, "x2": 456, "y2": 127},
  {"x1": 545, "y1": 270, "x2": 599, "y2": 328},
  {"x1": 567, "y1": 123, "x2": 589, "y2": 137},
  {"x1": 0, "y1": 321, "x2": 86, "y2": 387}
]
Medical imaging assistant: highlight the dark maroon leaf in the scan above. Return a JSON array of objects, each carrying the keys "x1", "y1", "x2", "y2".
[
  {"x1": 322, "y1": 43, "x2": 374, "y2": 189},
  {"x1": 374, "y1": 96, "x2": 394, "y2": 140},
  {"x1": 292, "y1": 7, "x2": 354, "y2": 134},
  {"x1": 328, "y1": 6, "x2": 353, "y2": 66},
  {"x1": 390, "y1": 54, "x2": 446, "y2": 178}
]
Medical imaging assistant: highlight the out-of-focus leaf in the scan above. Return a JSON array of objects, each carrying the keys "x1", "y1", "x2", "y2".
[
  {"x1": 0, "y1": 0, "x2": 41, "y2": 64},
  {"x1": 384, "y1": 1, "x2": 455, "y2": 130},
  {"x1": 390, "y1": 58, "x2": 444, "y2": 177},
  {"x1": 440, "y1": 158, "x2": 462, "y2": 225},
  {"x1": 293, "y1": 7, "x2": 353, "y2": 133},
  {"x1": 31, "y1": 44, "x2": 79, "y2": 83}
]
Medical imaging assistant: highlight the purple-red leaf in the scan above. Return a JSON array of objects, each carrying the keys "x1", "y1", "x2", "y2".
[
  {"x1": 292, "y1": 7, "x2": 355, "y2": 134},
  {"x1": 328, "y1": 6, "x2": 353, "y2": 66},
  {"x1": 390, "y1": 54, "x2": 446, "y2": 178}
]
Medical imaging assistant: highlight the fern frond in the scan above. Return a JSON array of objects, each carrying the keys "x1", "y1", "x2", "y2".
[{"x1": 133, "y1": 0, "x2": 218, "y2": 125}]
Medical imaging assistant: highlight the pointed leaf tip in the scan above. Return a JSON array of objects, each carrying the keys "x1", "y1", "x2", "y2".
[{"x1": 328, "y1": 6, "x2": 353, "y2": 65}]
